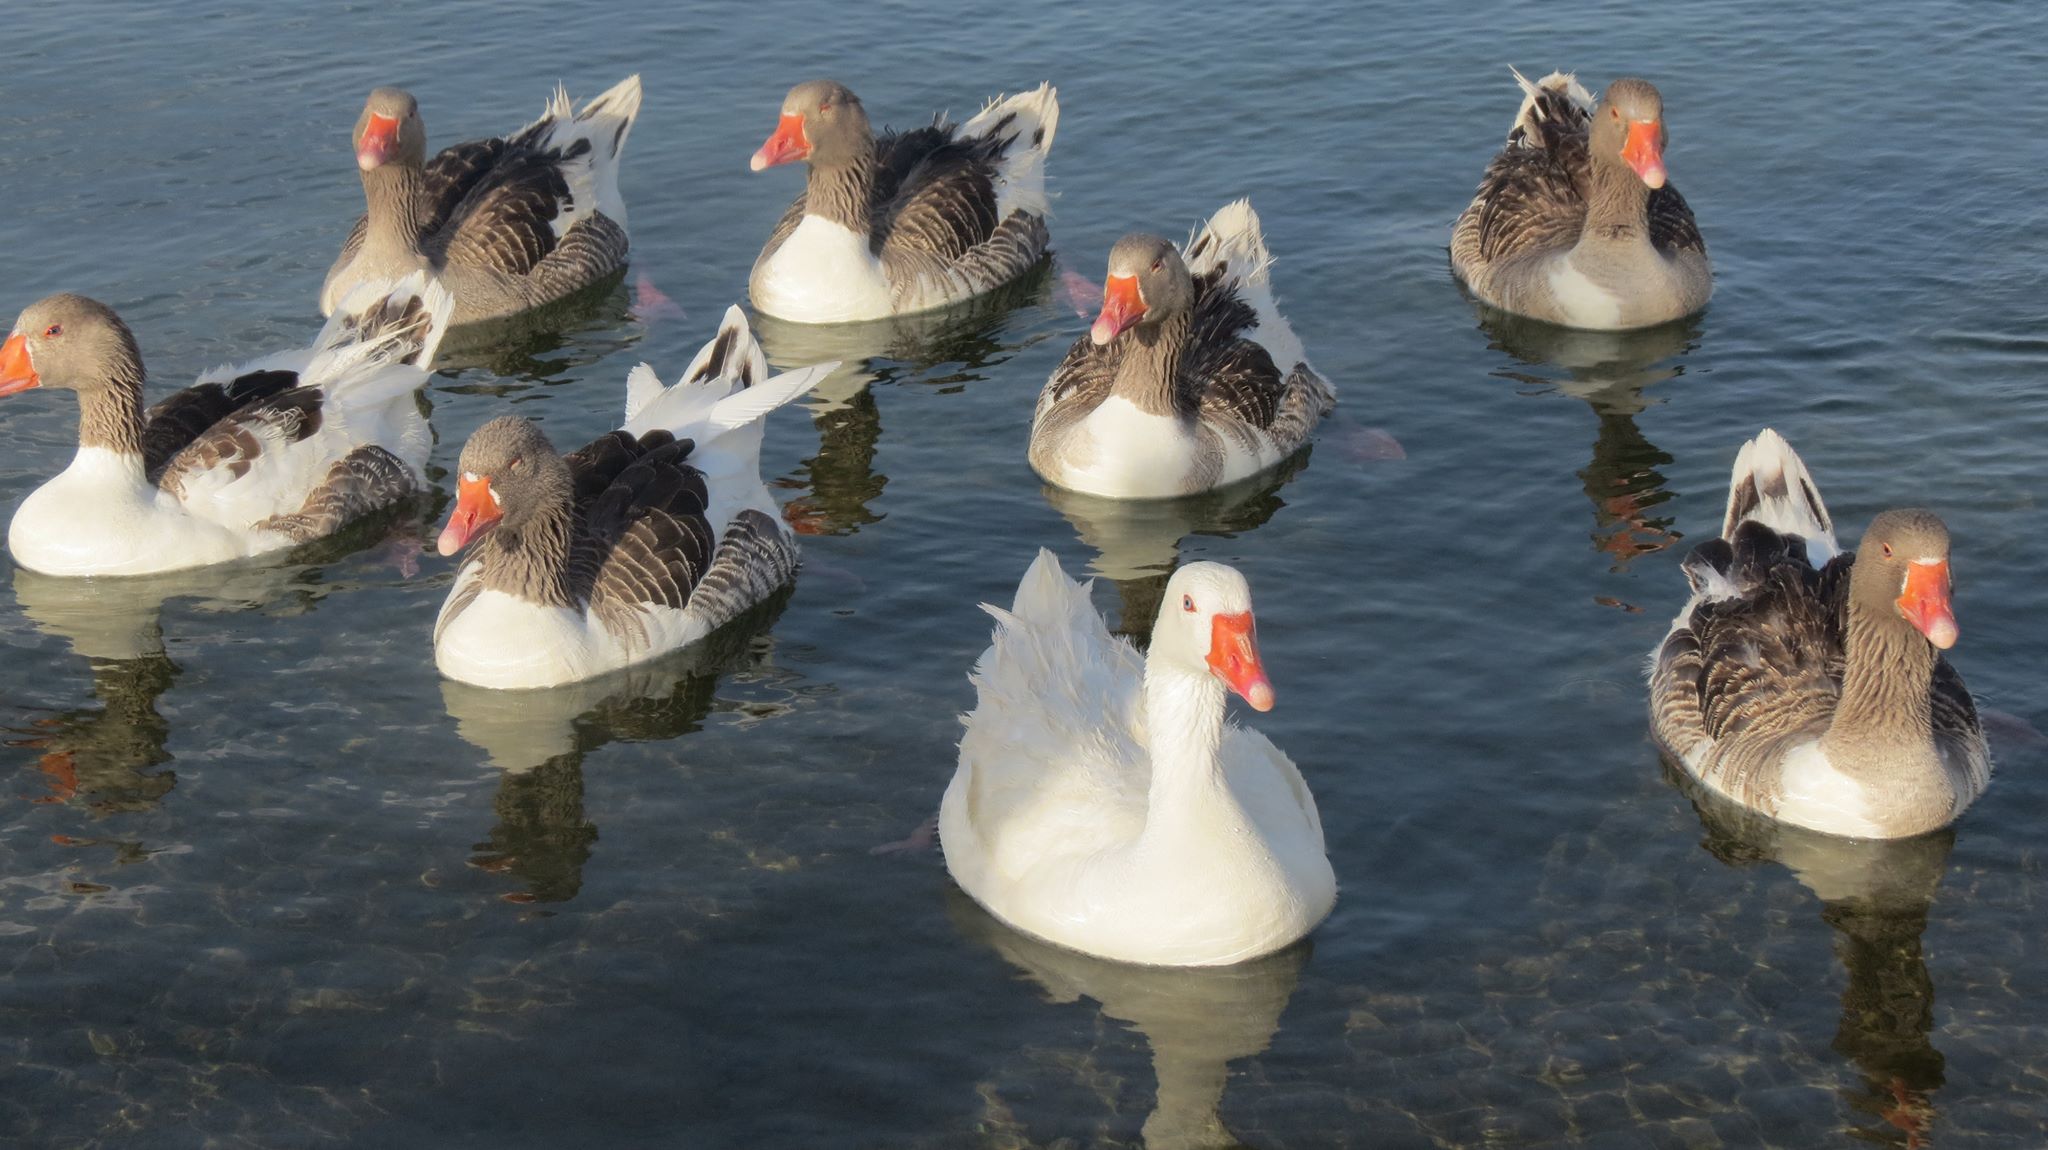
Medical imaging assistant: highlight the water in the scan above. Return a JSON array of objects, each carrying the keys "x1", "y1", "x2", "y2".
[{"x1": 2, "y1": 0, "x2": 2046, "y2": 1145}]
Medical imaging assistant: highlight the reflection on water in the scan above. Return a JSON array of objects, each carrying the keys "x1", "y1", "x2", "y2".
[
  {"x1": 7, "y1": 566, "x2": 309, "y2": 840},
  {"x1": 1680, "y1": 773, "x2": 1953, "y2": 1148},
  {"x1": 442, "y1": 593, "x2": 795, "y2": 903},
  {"x1": 1043, "y1": 454, "x2": 1308, "y2": 642},
  {"x1": 429, "y1": 276, "x2": 640, "y2": 380},
  {"x1": 1478, "y1": 309, "x2": 1701, "y2": 582},
  {"x1": 949, "y1": 890, "x2": 1306, "y2": 1149},
  {"x1": 753, "y1": 266, "x2": 1053, "y2": 537}
]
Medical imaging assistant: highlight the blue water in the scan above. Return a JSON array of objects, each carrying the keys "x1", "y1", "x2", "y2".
[{"x1": 3, "y1": 1, "x2": 2047, "y2": 1146}]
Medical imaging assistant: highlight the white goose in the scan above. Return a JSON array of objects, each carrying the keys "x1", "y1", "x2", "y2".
[
  {"x1": 748, "y1": 79, "x2": 1058, "y2": 323},
  {"x1": 941, "y1": 550, "x2": 1335, "y2": 967},
  {"x1": 0, "y1": 276, "x2": 450, "y2": 577},
  {"x1": 1028, "y1": 200, "x2": 1335, "y2": 499},
  {"x1": 432, "y1": 307, "x2": 835, "y2": 690}
]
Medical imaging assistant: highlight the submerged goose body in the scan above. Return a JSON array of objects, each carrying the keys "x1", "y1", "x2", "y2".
[
  {"x1": 748, "y1": 79, "x2": 1057, "y2": 323},
  {"x1": 323, "y1": 77, "x2": 642, "y2": 326},
  {"x1": 1649, "y1": 430, "x2": 1990, "y2": 838},
  {"x1": 432, "y1": 307, "x2": 835, "y2": 690},
  {"x1": 1, "y1": 276, "x2": 450, "y2": 577},
  {"x1": 1029, "y1": 200, "x2": 1334, "y2": 499},
  {"x1": 1452, "y1": 71, "x2": 1709, "y2": 330},
  {"x1": 942, "y1": 550, "x2": 1334, "y2": 967}
]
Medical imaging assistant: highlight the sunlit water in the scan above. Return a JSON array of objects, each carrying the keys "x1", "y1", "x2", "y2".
[{"x1": 2, "y1": 1, "x2": 2046, "y2": 1146}]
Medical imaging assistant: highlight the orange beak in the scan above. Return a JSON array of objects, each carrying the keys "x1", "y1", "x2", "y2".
[
  {"x1": 357, "y1": 112, "x2": 401, "y2": 172},
  {"x1": 437, "y1": 473, "x2": 502, "y2": 556},
  {"x1": 0, "y1": 334, "x2": 39, "y2": 397},
  {"x1": 750, "y1": 113, "x2": 809, "y2": 171},
  {"x1": 1897, "y1": 559, "x2": 1957, "y2": 649},
  {"x1": 1091, "y1": 274, "x2": 1147, "y2": 345},
  {"x1": 1206, "y1": 610, "x2": 1274, "y2": 712},
  {"x1": 1621, "y1": 119, "x2": 1667, "y2": 189}
]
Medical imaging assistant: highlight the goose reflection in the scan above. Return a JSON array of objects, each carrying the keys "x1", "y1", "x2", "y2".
[
  {"x1": 7, "y1": 564, "x2": 307, "y2": 822},
  {"x1": 1041, "y1": 454, "x2": 1307, "y2": 643},
  {"x1": 752, "y1": 265, "x2": 1052, "y2": 537},
  {"x1": 1478, "y1": 309, "x2": 1701, "y2": 577},
  {"x1": 1680, "y1": 776, "x2": 1950, "y2": 1148},
  {"x1": 442, "y1": 593, "x2": 794, "y2": 903},
  {"x1": 427, "y1": 276, "x2": 637, "y2": 377},
  {"x1": 949, "y1": 889, "x2": 1305, "y2": 1149}
]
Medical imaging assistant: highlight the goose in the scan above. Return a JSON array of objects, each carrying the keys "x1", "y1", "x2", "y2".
[
  {"x1": 1649, "y1": 429, "x2": 1990, "y2": 838},
  {"x1": 941, "y1": 549, "x2": 1335, "y2": 966},
  {"x1": 0, "y1": 275, "x2": 451, "y2": 577},
  {"x1": 432, "y1": 307, "x2": 836, "y2": 690},
  {"x1": 1028, "y1": 200, "x2": 1334, "y2": 499},
  {"x1": 1451, "y1": 70, "x2": 1710, "y2": 330},
  {"x1": 322, "y1": 76, "x2": 642, "y2": 327},
  {"x1": 747, "y1": 79, "x2": 1058, "y2": 323}
]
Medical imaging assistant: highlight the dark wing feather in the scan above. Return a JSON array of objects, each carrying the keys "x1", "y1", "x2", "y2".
[
  {"x1": 154, "y1": 387, "x2": 326, "y2": 499},
  {"x1": 142, "y1": 369, "x2": 304, "y2": 483},
  {"x1": 1648, "y1": 184, "x2": 1707, "y2": 256},
  {"x1": 1184, "y1": 270, "x2": 1286, "y2": 429},
  {"x1": 875, "y1": 128, "x2": 1006, "y2": 270},
  {"x1": 433, "y1": 138, "x2": 591, "y2": 277},
  {"x1": 564, "y1": 432, "x2": 718, "y2": 650}
]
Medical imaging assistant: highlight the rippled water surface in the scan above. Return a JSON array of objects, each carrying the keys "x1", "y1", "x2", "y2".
[{"x1": 4, "y1": 1, "x2": 2047, "y2": 1146}]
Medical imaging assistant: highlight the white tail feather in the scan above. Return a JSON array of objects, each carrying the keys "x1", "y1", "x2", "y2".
[
  {"x1": 1183, "y1": 199, "x2": 1309, "y2": 375},
  {"x1": 529, "y1": 74, "x2": 642, "y2": 228},
  {"x1": 1508, "y1": 66, "x2": 1594, "y2": 141},
  {"x1": 207, "y1": 273, "x2": 449, "y2": 406},
  {"x1": 619, "y1": 307, "x2": 835, "y2": 482},
  {"x1": 1723, "y1": 428, "x2": 1839, "y2": 562},
  {"x1": 963, "y1": 82, "x2": 1058, "y2": 223}
]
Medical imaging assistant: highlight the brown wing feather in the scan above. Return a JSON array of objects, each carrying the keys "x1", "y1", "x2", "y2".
[
  {"x1": 141, "y1": 369, "x2": 302, "y2": 481},
  {"x1": 562, "y1": 432, "x2": 719, "y2": 650},
  {"x1": 876, "y1": 130, "x2": 1007, "y2": 276},
  {"x1": 1184, "y1": 271, "x2": 1287, "y2": 430},
  {"x1": 1648, "y1": 184, "x2": 1707, "y2": 256}
]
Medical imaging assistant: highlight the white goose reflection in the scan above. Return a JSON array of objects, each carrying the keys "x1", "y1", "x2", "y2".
[{"x1": 950, "y1": 890, "x2": 1305, "y2": 1149}]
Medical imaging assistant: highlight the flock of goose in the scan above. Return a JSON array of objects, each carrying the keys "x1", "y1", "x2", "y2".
[{"x1": 0, "y1": 69, "x2": 1985, "y2": 968}]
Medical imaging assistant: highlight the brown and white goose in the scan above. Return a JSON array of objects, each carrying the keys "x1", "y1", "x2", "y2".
[
  {"x1": 747, "y1": 79, "x2": 1058, "y2": 323},
  {"x1": 0, "y1": 275, "x2": 450, "y2": 576},
  {"x1": 1028, "y1": 200, "x2": 1334, "y2": 499},
  {"x1": 432, "y1": 307, "x2": 835, "y2": 690},
  {"x1": 1649, "y1": 430, "x2": 1990, "y2": 839},
  {"x1": 1452, "y1": 70, "x2": 1710, "y2": 330},
  {"x1": 322, "y1": 77, "x2": 642, "y2": 327}
]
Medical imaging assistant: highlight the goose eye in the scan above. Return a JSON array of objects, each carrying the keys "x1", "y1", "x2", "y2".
[
  {"x1": 1881, "y1": 542, "x2": 1894, "y2": 559},
  {"x1": 1182, "y1": 594, "x2": 1196, "y2": 613},
  {"x1": 43, "y1": 324, "x2": 61, "y2": 338},
  {"x1": 1151, "y1": 259, "x2": 1164, "y2": 272},
  {"x1": 508, "y1": 457, "x2": 523, "y2": 471},
  {"x1": 819, "y1": 100, "x2": 832, "y2": 112}
]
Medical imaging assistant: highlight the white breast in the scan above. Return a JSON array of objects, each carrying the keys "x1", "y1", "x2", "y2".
[
  {"x1": 435, "y1": 589, "x2": 606, "y2": 690},
  {"x1": 1053, "y1": 397, "x2": 1200, "y2": 498},
  {"x1": 752, "y1": 216, "x2": 895, "y2": 323},
  {"x1": 9, "y1": 448, "x2": 248, "y2": 576},
  {"x1": 1545, "y1": 257, "x2": 1626, "y2": 329}
]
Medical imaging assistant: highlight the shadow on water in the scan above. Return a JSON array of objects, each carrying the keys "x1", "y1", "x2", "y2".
[
  {"x1": 428, "y1": 275, "x2": 641, "y2": 386},
  {"x1": 440, "y1": 590, "x2": 796, "y2": 904},
  {"x1": 1476, "y1": 307, "x2": 1703, "y2": 587},
  {"x1": 1674, "y1": 768, "x2": 1952, "y2": 1149},
  {"x1": 1041, "y1": 453, "x2": 1310, "y2": 644},
  {"x1": 753, "y1": 265, "x2": 1054, "y2": 537},
  {"x1": 947, "y1": 888, "x2": 1305, "y2": 1150}
]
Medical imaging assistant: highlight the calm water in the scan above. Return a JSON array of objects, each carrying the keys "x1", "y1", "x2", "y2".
[{"x1": 3, "y1": 1, "x2": 2046, "y2": 1146}]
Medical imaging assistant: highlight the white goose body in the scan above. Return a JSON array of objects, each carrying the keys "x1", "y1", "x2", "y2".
[
  {"x1": 750, "y1": 216, "x2": 898, "y2": 325},
  {"x1": 432, "y1": 307, "x2": 835, "y2": 690},
  {"x1": 941, "y1": 551, "x2": 1334, "y2": 967},
  {"x1": 1030, "y1": 201, "x2": 1334, "y2": 500},
  {"x1": 4, "y1": 278, "x2": 449, "y2": 577},
  {"x1": 749, "y1": 81, "x2": 1058, "y2": 324}
]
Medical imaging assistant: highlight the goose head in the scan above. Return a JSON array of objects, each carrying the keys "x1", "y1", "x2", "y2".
[
  {"x1": 353, "y1": 87, "x2": 426, "y2": 173},
  {"x1": 0, "y1": 294, "x2": 143, "y2": 397},
  {"x1": 438, "y1": 416, "x2": 572, "y2": 556},
  {"x1": 1091, "y1": 234, "x2": 1194, "y2": 346},
  {"x1": 1151, "y1": 562, "x2": 1274, "y2": 711},
  {"x1": 1591, "y1": 77, "x2": 1668, "y2": 189},
  {"x1": 1853, "y1": 509, "x2": 1958, "y2": 650},
  {"x1": 751, "y1": 79, "x2": 871, "y2": 172}
]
